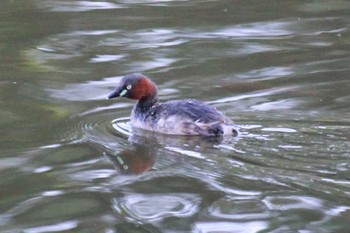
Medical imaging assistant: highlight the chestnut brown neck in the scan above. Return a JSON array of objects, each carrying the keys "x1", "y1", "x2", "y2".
[{"x1": 131, "y1": 77, "x2": 158, "y2": 101}]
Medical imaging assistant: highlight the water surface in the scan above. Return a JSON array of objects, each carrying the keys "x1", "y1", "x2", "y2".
[{"x1": 0, "y1": 0, "x2": 350, "y2": 232}]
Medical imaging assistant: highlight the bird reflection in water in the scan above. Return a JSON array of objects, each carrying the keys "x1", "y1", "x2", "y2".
[
  {"x1": 103, "y1": 127, "x2": 237, "y2": 175},
  {"x1": 104, "y1": 143, "x2": 155, "y2": 175}
]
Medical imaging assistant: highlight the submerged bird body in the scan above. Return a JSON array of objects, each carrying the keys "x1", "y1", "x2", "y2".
[{"x1": 108, "y1": 73, "x2": 238, "y2": 136}]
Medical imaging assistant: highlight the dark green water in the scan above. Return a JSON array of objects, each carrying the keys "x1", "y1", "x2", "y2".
[{"x1": 0, "y1": 0, "x2": 350, "y2": 232}]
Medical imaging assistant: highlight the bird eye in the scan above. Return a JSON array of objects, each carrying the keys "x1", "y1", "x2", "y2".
[{"x1": 126, "y1": 85, "x2": 132, "y2": 90}]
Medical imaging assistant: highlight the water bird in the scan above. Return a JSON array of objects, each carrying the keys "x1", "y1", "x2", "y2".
[{"x1": 108, "y1": 73, "x2": 238, "y2": 136}]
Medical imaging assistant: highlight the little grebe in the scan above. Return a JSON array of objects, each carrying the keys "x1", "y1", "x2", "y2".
[{"x1": 108, "y1": 73, "x2": 238, "y2": 136}]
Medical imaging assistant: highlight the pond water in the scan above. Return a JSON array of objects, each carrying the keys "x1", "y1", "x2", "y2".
[{"x1": 1, "y1": 0, "x2": 350, "y2": 232}]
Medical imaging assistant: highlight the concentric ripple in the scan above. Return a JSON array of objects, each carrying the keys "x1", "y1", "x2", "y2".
[
  {"x1": 113, "y1": 193, "x2": 201, "y2": 223},
  {"x1": 111, "y1": 117, "x2": 132, "y2": 137}
]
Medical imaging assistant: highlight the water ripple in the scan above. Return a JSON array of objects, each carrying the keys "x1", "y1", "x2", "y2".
[
  {"x1": 114, "y1": 193, "x2": 200, "y2": 222},
  {"x1": 41, "y1": 1, "x2": 124, "y2": 12},
  {"x1": 24, "y1": 221, "x2": 78, "y2": 233}
]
